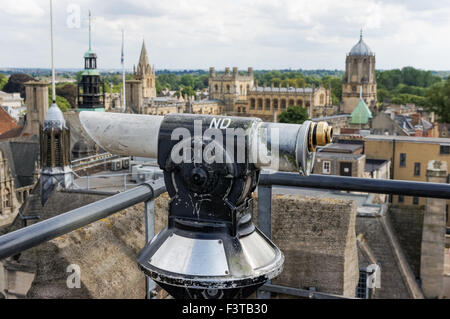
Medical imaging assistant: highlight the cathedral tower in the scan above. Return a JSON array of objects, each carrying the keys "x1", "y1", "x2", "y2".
[
  {"x1": 77, "y1": 11, "x2": 105, "y2": 112},
  {"x1": 341, "y1": 31, "x2": 377, "y2": 114},
  {"x1": 135, "y1": 40, "x2": 156, "y2": 99}
]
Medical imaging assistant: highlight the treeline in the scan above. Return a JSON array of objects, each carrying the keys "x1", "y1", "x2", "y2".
[{"x1": 376, "y1": 67, "x2": 443, "y2": 106}]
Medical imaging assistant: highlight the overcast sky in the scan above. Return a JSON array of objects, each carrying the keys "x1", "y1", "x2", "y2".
[{"x1": 1, "y1": 0, "x2": 449, "y2": 71}]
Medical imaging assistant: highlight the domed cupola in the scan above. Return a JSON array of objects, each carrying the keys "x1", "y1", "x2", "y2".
[
  {"x1": 44, "y1": 103, "x2": 67, "y2": 130},
  {"x1": 349, "y1": 30, "x2": 374, "y2": 56}
]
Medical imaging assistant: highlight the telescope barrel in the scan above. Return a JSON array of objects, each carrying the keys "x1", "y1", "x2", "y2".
[
  {"x1": 80, "y1": 112, "x2": 164, "y2": 158},
  {"x1": 0, "y1": 180, "x2": 166, "y2": 260}
]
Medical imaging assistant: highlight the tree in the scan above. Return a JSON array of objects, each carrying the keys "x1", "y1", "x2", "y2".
[
  {"x1": 56, "y1": 83, "x2": 77, "y2": 109},
  {"x1": 279, "y1": 106, "x2": 309, "y2": 124},
  {"x1": 0, "y1": 74, "x2": 8, "y2": 90},
  {"x1": 48, "y1": 92, "x2": 71, "y2": 112},
  {"x1": 2, "y1": 73, "x2": 34, "y2": 98},
  {"x1": 425, "y1": 78, "x2": 450, "y2": 123}
]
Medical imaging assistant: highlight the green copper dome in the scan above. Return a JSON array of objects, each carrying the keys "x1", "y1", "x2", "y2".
[{"x1": 84, "y1": 49, "x2": 97, "y2": 58}]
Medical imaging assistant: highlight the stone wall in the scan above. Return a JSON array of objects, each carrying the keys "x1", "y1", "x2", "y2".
[
  {"x1": 11, "y1": 191, "x2": 170, "y2": 299},
  {"x1": 255, "y1": 194, "x2": 359, "y2": 297},
  {"x1": 388, "y1": 205, "x2": 425, "y2": 279}
]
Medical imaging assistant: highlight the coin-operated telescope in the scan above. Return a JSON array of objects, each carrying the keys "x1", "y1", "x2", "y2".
[{"x1": 80, "y1": 112, "x2": 332, "y2": 299}]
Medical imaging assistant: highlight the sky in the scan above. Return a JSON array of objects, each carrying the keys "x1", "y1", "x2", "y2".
[{"x1": 1, "y1": 0, "x2": 450, "y2": 71}]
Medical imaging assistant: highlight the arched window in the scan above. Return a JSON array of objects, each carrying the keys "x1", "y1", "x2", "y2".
[
  {"x1": 215, "y1": 84, "x2": 218, "y2": 92},
  {"x1": 226, "y1": 85, "x2": 231, "y2": 93},
  {"x1": 289, "y1": 99, "x2": 295, "y2": 107},
  {"x1": 250, "y1": 98, "x2": 256, "y2": 109},
  {"x1": 257, "y1": 98, "x2": 263, "y2": 110},
  {"x1": 273, "y1": 99, "x2": 279, "y2": 109},
  {"x1": 281, "y1": 99, "x2": 286, "y2": 109},
  {"x1": 265, "y1": 99, "x2": 271, "y2": 110},
  {"x1": 297, "y1": 99, "x2": 303, "y2": 107},
  {"x1": 4, "y1": 188, "x2": 11, "y2": 208}
]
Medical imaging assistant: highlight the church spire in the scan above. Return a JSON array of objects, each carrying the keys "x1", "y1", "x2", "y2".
[
  {"x1": 137, "y1": 39, "x2": 151, "y2": 77},
  {"x1": 360, "y1": 28, "x2": 363, "y2": 41}
]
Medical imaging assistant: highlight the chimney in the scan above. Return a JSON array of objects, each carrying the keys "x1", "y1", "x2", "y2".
[
  {"x1": 411, "y1": 113, "x2": 421, "y2": 126},
  {"x1": 209, "y1": 67, "x2": 215, "y2": 77},
  {"x1": 225, "y1": 67, "x2": 230, "y2": 76}
]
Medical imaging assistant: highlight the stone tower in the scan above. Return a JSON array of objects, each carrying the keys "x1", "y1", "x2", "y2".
[
  {"x1": 341, "y1": 31, "x2": 377, "y2": 114},
  {"x1": 135, "y1": 40, "x2": 156, "y2": 99},
  {"x1": 208, "y1": 67, "x2": 254, "y2": 114},
  {"x1": 23, "y1": 81, "x2": 49, "y2": 136},
  {"x1": 40, "y1": 103, "x2": 73, "y2": 205},
  {"x1": 77, "y1": 11, "x2": 105, "y2": 112}
]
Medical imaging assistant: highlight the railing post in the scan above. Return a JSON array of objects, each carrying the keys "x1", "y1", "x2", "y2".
[
  {"x1": 257, "y1": 183, "x2": 272, "y2": 299},
  {"x1": 144, "y1": 199, "x2": 157, "y2": 299},
  {"x1": 258, "y1": 184, "x2": 272, "y2": 239},
  {"x1": 124, "y1": 174, "x2": 127, "y2": 191}
]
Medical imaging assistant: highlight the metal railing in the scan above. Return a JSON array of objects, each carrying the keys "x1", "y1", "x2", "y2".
[
  {"x1": 72, "y1": 171, "x2": 135, "y2": 192},
  {"x1": 1, "y1": 171, "x2": 449, "y2": 299},
  {"x1": 256, "y1": 172, "x2": 450, "y2": 299}
]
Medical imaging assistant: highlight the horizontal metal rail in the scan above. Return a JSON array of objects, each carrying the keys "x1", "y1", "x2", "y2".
[
  {"x1": 0, "y1": 179, "x2": 166, "y2": 260},
  {"x1": 259, "y1": 172, "x2": 450, "y2": 199},
  {"x1": 260, "y1": 283, "x2": 353, "y2": 299}
]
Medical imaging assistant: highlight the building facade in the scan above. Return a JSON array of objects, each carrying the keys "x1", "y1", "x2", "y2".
[
  {"x1": 365, "y1": 135, "x2": 450, "y2": 209},
  {"x1": 342, "y1": 32, "x2": 377, "y2": 114},
  {"x1": 240, "y1": 84, "x2": 333, "y2": 121}
]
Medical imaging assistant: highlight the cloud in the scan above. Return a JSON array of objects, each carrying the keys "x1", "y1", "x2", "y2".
[{"x1": 0, "y1": 0, "x2": 449, "y2": 70}]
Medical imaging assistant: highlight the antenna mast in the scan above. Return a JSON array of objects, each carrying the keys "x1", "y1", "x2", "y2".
[
  {"x1": 50, "y1": 0, "x2": 56, "y2": 103},
  {"x1": 122, "y1": 29, "x2": 126, "y2": 111}
]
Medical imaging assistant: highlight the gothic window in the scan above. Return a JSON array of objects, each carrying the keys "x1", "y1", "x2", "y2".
[
  {"x1": 250, "y1": 98, "x2": 256, "y2": 109},
  {"x1": 237, "y1": 107, "x2": 241, "y2": 113},
  {"x1": 3, "y1": 188, "x2": 11, "y2": 208},
  {"x1": 352, "y1": 86, "x2": 357, "y2": 92},
  {"x1": 265, "y1": 99, "x2": 271, "y2": 110},
  {"x1": 215, "y1": 84, "x2": 218, "y2": 92},
  {"x1": 273, "y1": 99, "x2": 279, "y2": 109},
  {"x1": 297, "y1": 99, "x2": 303, "y2": 107},
  {"x1": 33, "y1": 88, "x2": 37, "y2": 111},
  {"x1": 289, "y1": 99, "x2": 295, "y2": 107},
  {"x1": 281, "y1": 99, "x2": 286, "y2": 109},
  {"x1": 226, "y1": 85, "x2": 231, "y2": 93},
  {"x1": 257, "y1": 98, "x2": 263, "y2": 110}
]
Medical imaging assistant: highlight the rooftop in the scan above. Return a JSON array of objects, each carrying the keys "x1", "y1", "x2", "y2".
[
  {"x1": 251, "y1": 87, "x2": 316, "y2": 93},
  {"x1": 366, "y1": 135, "x2": 450, "y2": 144},
  {"x1": 320, "y1": 143, "x2": 363, "y2": 154}
]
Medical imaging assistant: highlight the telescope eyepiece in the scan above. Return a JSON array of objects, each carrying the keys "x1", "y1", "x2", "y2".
[{"x1": 308, "y1": 121, "x2": 333, "y2": 152}]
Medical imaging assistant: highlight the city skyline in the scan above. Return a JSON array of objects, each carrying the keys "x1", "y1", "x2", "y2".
[{"x1": 1, "y1": 0, "x2": 450, "y2": 70}]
